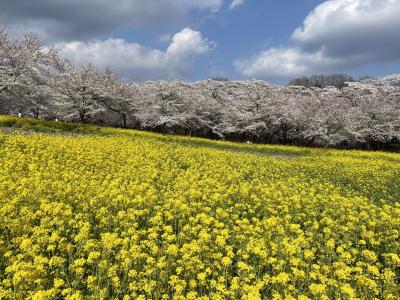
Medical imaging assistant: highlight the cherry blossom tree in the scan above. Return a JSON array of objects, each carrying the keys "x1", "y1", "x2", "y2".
[
  {"x1": 0, "y1": 27, "x2": 59, "y2": 116},
  {"x1": 91, "y1": 69, "x2": 141, "y2": 128},
  {"x1": 50, "y1": 62, "x2": 106, "y2": 122}
]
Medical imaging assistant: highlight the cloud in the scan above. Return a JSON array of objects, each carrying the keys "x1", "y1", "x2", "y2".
[
  {"x1": 57, "y1": 28, "x2": 214, "y2": 81},
  {"x1": 229, "y1": 0, "x2": 244, "y2": 10},
  {"x1": 235, "y1": 0, "x2": 400, "y2": 80},
  {"x1": 0, "y1": 0, "x2": 224, "y2": 42},
  {"x1": 235, "y1": 48, "x2": 338, "y2": 80}
]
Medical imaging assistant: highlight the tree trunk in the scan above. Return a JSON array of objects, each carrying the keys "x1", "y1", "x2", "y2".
[
  {"x1": 121, "y1": 113, "x2": 127, "y2": 128},
  {"x1": 34, "y1": 107, "x2": 39, "y2": 119},
  {"x1": 79, "y1": 111, "x2": 86, "y2": 123}
]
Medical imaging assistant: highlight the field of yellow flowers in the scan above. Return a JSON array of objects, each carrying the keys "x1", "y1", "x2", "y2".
[{"x1": 0, "y1": 116, "x2": 399, "y2": 299}]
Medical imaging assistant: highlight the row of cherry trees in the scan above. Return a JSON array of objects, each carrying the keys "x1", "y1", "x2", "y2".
[{"x1": 1, "y1": 28, "x2": 399, "y2": 149}]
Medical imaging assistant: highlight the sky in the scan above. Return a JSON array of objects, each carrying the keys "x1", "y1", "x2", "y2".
[{"x1": 1, "y1": 0, "x2": 400, "y2": 83}]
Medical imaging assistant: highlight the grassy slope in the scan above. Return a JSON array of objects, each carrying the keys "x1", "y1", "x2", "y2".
[
  {"x1": 0, "y1": 115, "x2": 312, "y2": 156},
  {"x1": 0, "y1": 114, "x2": 396, "y2": 157}
]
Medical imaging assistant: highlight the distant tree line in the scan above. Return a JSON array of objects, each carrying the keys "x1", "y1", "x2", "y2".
[
  {"x1": 289, "y1": 74, "x2": 368, "y2": 89},
  {"x1": 1, "y1": 27, "x2": 399, "y2": 150}
]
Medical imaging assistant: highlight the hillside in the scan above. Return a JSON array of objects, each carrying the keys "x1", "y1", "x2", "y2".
[{"x1": 0, "y1": 116, "x2": 399, "y2": 299}]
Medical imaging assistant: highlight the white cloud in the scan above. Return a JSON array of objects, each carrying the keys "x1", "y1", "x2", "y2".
[
  {"x1": 236, "y1": 0, "x2": 400, "y2": 80},
  {"x1": 235, "y1": 48, "x2": 335, "y2": 80},
  {"x1": 0, "y1": 0, "x2": 224, "y2": 42},
  {"x1": 166, "y1": 28, "x2": 214, "y2": 58},
  {"x1": 292, "y1": 0, "x2": 400, "y2": 57},
  {"x1": 229, "y1": 0, "x2": 244, "y2": 10},
  {"x1": 57, "y1": 28, "x2": 214, "y2": 81}
]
